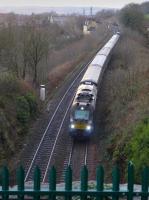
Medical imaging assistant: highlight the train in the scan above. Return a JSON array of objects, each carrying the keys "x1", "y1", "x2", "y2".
[{"x1": 69, "y1": 32, "x2": 120, "y2": 139}]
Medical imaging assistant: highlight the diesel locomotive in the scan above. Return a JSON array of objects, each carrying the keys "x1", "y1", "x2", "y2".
[{"x1": 69, "y1": 33, "x2": 120, "y2": 139}]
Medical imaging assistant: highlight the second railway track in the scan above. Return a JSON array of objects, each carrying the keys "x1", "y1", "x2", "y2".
[
  {"x1": 60, "y1": 140, "x2": 98, "y2": 182},
  {"x1": 69, "y1": 141, "x2": 89, "y2": 181}
]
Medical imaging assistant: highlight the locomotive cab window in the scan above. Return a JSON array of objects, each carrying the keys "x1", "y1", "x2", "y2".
[
  {"x1": 74, "y1": 110, "x2": 89, "y2": 120},
  {"x1": 82, "y1": 89, "x2": 91, "y2": 92},
  {"x1": 77, "y1": 94, "x2": 92, "y2": 101}
]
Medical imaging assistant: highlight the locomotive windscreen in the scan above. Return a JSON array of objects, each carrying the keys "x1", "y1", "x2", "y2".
[{"x1": 74, "y1": 110, "x2": 89, "y2": 120}]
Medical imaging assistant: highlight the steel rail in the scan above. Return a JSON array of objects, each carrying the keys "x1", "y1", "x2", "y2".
[
  {"x1": 67, "y1": 142, "x2": 74, "y2": 167},
  {"x1": 42, "y1": 96, "x2": 75, "y2": 183},
  {"x1": 84, "y1": 142, "x2": 88, "y2": 166},
  {"x1": 67, "y1": 141, "x2": 88, "y2": 167}
]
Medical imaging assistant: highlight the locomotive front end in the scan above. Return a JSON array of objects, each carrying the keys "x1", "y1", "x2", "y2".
[{"x1": 69, "y1": 103, "x2": 94, "y2": 139}]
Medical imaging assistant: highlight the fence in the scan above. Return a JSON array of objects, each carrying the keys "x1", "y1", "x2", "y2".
[{"x1": 0, "y1": 162, "x2": 148, "y2": 200}]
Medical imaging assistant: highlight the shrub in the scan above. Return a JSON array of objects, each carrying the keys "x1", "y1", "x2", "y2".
[
  {"x1": 16, "y1": 96, "x2": 30, "y2": 125},
  {"x1": 0, "y1": 97, "x2": 5, "y2": 109},
  {"x1": 25, "y1": 92, "x2": 38, "y2": 118},
  {"x1": 125, "y1": 119, "x2": 149, "y2": 180},
  {"x1": 0, "y1": 74, "x2": 20, "y2": 96}
]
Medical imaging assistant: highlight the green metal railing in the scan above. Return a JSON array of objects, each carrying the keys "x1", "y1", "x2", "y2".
[{"x1": 0, "y1": 162, "x2": 148, "y2": 200}]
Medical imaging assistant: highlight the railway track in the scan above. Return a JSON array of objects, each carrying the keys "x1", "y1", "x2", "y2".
[
  {"x1": 21, "y1": 33, "x2": 110, "y2": 184},
  {"x1": 60, "y1": 140, "x2": 98, "y2": 182},
  {"x1": 24, "y1": 62, "x2": 89, "y2": 183},
  {"x1": 59, "y1": 141, "x2": 88, "y2": 182},
  {"x1": 69, "y1": 141, "x2": 89, "y2": 181}
]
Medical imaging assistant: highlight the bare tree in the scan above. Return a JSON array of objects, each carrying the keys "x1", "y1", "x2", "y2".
[
  {"x1": 19, "y1": 25, "x2": 30, "y2": 79},
  {"x1": 0, "y1": 25, "x2": 20, "y2": 77},
  {"x1": 27, "y1": 26, "x2": 49, "y2": 84}
]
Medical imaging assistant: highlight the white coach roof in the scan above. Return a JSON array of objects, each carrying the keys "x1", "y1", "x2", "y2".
[
  {"x1": 90, "y1": 54, "x2": 107, "y2": 66},
  {"x1": 97, "y1": 47, "x2": 111, "y2": 57},
  {"x1": 80, "y1": 33, "x2": 120, "y2": 85},
  {"x1": 104, "y1": 34, "x2": 120, "y2": 49},
  {"x1": 81, "y1": 65, "x2": 102, "y2": 85}
]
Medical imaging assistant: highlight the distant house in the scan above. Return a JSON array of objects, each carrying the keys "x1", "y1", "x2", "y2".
[
  {"x1": 83, "y1": 18, "x2": 98, "y2": 35},
  {"x1": 49, "y1": 15, "x2": 70, "y2": 26}
]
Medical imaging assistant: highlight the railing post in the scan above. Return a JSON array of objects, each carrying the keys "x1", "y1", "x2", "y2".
[
  {"x1": 127, "y1": 162, "x2": 134, "y2": 200},
  {"x1": 49, "y1": 166, "x2": 56, "y2": 200},
  {"x1": 65, "y1": 165, "x2": 72, "y2": 200},
  {"x1": 141, "y1": 166, "x2": 149, "y2": 200},
  {"x1": 17, "y1": 166, "x2": 25, "y2": 200},
  {"x1": 112, "y1": 166, "x2": 120, "y2": 200},
  {"x1": 33, "y1": 166, "x2": 41, "y2": 200},
  {"x1": 81, "y1": 165, "x2": 88, "y2": 200},
  {"x1": 2, "y1": 166, "x2": 9, "y2": 200},
  {"x1": 96, "y1": 165, "x2": 104, "y2": 200}
]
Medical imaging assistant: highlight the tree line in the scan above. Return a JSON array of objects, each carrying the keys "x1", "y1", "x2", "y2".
[
  {"x1": 119, "y1": 1, "x2": 149, "y2": 32},
  {"x1": 0, "y1": 13, "x2": 83, "y2": 85}
]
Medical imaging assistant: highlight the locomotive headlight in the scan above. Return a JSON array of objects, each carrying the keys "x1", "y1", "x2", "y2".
[
  {"x1": 70, "y1": 118, "x2": 73, "y2": 122},
  {"x1": 86, "y1": 125, "x2": 91, "y2": 131},
  {"x1": 70, "y1": 124, "x2": 75, "y2": 129}
]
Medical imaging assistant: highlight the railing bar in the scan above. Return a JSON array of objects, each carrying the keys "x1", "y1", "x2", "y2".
[
  {"x1": 112, "y1": 166, "x2": 120, "y2": 200},
  {"x1": 2, "y1": 166, "x2": 9, "y2": 200},
  {"x1": 96, "y1": 165, "x2": 104, "y2": 200},
  {"x1": 33, "y1": 166, "x2": 41, "y2": 200},
  {"x1": 80, "y1": 166, "x2": 88, "y2": 200},
  {"x1": 17, "y1": 166, "x2": 24, "y2": 200},
  {"x1": 141, "y1": 166, "x2": 149, "y2": 200},
  {"x1": 65, "y1": 166, "x2": 72, "y2": 200},
  {"x1": 127, "y1": 162, "x2": 134, "y2": 200},
  {"x1": 49, "y1": 166, "x2": 56, "y2": 200}
]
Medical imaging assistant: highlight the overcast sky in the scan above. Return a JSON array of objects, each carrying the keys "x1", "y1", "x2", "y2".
[{"x1": 0, "y1": 0, "x2": 146, "y2": 8}]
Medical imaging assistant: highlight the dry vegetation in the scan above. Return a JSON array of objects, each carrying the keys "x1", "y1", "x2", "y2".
[
  {"x1": 0, "y1": 15, "x2": 108, "y2": 166},
  {"x1": 0, "y1": 75, "x2": 38, "y2": 162},
  {"x1": 95, "y1": 28, "x2": 149, "y2": 181},
  {"x1": 106, "y1": 30, "x2": 148, "y2": 128}
]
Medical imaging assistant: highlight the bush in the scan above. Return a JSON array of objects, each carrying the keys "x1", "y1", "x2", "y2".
[
  {"x1": 120, "y1": 3, "x2": 144, "y2": 32},
  {"x1": 0, "y1": 97, "x2": 5, "y2": 109},
  {"x1": 25, "y1": 92, "x2": 38, "y2": 118},
  {"x1": 125, "y1": 119, "x2": 149, "y2": 180},
  {"x1": 0, "y1": 74, "x2": 20, "y2": 96},
  {"x1": 16, "y1": 96, "x2": 30, "y2": 125}
]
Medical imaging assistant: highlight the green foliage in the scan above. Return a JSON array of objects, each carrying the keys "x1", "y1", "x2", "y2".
[
  {"x1": 144, "y1": 14, "x2": 149, "y2": 19},
  {"x1": 16, "y1": 96, "x2": 30, "y2": 125},
  {"x1": 107, "y1": 131, "x2": 129, "y2": 165},
  {"x1": 107, "y1": 119, "x2": 149, "y2": 182},
  {"x1": 125, "y1": 119, "x2": 149, "y2": 179},
  {"x1": 0, "y1": 72, "x2": 39, "y2": 159},
  {"x1": 24, "y1": 92, "x2": 38, "y2": 117},
  {"x1": 120, "y1": 3, "x2": 144, "y2": 31},
  {"x1": 16, "y1": 93, "x2": 38, "y2": 126}
]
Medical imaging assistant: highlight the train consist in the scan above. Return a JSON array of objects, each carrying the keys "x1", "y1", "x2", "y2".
[{"x1": 69, "y1": 33, "x2": 120, "y2": 139}]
